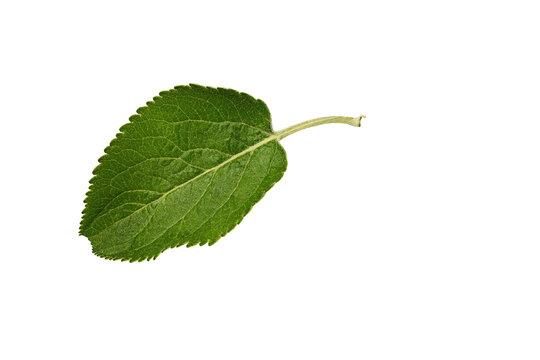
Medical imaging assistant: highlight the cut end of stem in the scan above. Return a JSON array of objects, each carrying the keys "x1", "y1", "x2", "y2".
[{"x1": 351, "y1": 115, "x2": 366, "y2": 127}]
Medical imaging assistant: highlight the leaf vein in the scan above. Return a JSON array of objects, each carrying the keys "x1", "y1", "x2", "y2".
[
  {"x1": 187, "y1": 150, "x2": 254, "y2": 245},
  {"x1": 90, "y1": 135, "x2": 278, "y2": 236}
]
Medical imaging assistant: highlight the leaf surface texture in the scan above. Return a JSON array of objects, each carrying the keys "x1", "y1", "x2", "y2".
[{"x1": 80, "y1": 85, "x2": 287, "y2": 261}]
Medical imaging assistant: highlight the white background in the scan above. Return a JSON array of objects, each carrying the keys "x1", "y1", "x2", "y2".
[{"x1": 1, "y1": 0, "x2": 539, "y2": 359}]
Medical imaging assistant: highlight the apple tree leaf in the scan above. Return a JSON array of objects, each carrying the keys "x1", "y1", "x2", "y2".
[{"x1": 80, "y1": 84, "x2": 362, "y2": 261}]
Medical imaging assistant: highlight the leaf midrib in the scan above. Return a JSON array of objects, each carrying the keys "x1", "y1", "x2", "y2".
[{"x1": 89, "y1": 132, "x2": 280, "y2": 236}]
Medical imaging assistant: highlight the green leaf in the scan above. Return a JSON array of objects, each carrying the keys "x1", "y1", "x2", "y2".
[{"x1": 80, "y1": 84, "x2": 362, "y2": 261}]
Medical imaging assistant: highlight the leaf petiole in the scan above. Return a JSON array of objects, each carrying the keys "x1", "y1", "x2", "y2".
[{"x1": 275, "y1": 115, "x2": 365, "y2": 140}]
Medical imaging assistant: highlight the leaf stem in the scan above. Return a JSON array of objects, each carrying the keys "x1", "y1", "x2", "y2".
[{"x1": 275, "y1": 115, "x2": 365, "y2": 140}]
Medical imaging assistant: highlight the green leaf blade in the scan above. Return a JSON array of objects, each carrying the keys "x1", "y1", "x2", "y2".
[{"x1": 81, "y1": 85, "x2": 287, "y2": 261}]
